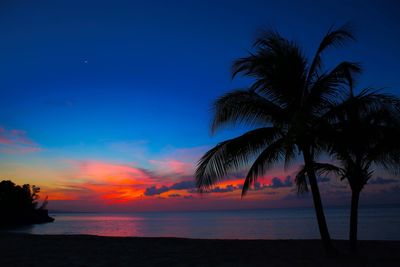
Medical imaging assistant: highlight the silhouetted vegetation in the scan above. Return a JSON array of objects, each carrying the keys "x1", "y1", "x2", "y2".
[
  {"x1": 195, "y1": 24, "x2": 400, "y2": 254},
  {"x1": 195, "y1": 24, "x2": 361, "y2": 253},
  {"x1": 297, "y1": 88, "x2": 400, "y2": 252},
  {"x1": 0, "y1": 180, "x2": 54, "y2": 226}
]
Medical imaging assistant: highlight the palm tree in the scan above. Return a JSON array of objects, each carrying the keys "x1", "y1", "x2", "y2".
[
  {"x1": 195, "y1": 25, "x2": 360, "y2": 253},
  {"x1": 297, "y1": 89, "x2": 400, "y2": 253}
]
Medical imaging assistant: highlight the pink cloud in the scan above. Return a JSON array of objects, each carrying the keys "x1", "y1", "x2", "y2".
[
  {"x1": 75, "y1": 160, "x2": 151, "y2": 183},
  {"x1": 51, "y1": 160, "x2": 159, "y2": 203},
  {"x1": 47, "y1": 156, "x2": 297, "y2": 205},
  {"x1": 0, "y1": 126, "x2": 41, "y2": 154},
  {"x1": 149, "y1": 159, "x2": 194, "y2": 175},
  {"x1": 29, "y1": 144, "x2": 311, "y2": 211}
]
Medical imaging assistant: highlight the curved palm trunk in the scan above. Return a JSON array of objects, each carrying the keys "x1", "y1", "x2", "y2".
[
  {"x1": 349, "y1": 189, "x2": 360, "y2": 253},
  {"x1": 303, "y1": 149, "x2": 334, "y2": 253}
]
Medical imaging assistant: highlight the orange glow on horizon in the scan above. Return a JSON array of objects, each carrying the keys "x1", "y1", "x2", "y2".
[{"x1": 1, "y1": 156, "x2": 298, "y2": 210}]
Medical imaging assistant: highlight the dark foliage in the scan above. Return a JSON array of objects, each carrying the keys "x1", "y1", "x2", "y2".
[
  {"x1": 297, "y1": 88, "x2": 400, "y2": 253},
  {"x1": 195, "y1": 24, "x2": 360, "y2": 253},
  {"x1": 0, "y1": 180, "x2": 54, "y2": 225}
]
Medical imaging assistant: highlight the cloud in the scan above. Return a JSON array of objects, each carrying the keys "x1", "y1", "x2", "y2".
[
  {"x1": 143, "y1": 180, "x2": 253, "y2": 196},
  {"x1": 147, "y1": 145, "x2": 208, "y2": 176},
  {"x1": 72, "y1": 160, "x2": 154, "y2": 183},
  {"x1": 144, "y1": 180, "x2": 195, "y2": 196},
  {"x1": 170, "y1": 180, "x2": 195, "y2": 190},
  {"x1": 185, "y1": 176, "x2": 295, "y2": 195},
  {"x1": 0, "y1": 126, "x2": 41, "y2": 154},
  {"x1": 144, "y1": 186, "x2": 169, "y2": 196},
  {"x1": 233, "y1": 176, "x2": 293, "y2": 192},
  {"x1": 267, "y1": 176, "x2": 293, "y2": 189},
  {"x1": 50, "y1": 155, "x2": 200, "y2": 202},
  {"x1": 208, "y1": 184, "x2": 238, "y2": 193},
  {"x1": 56, "y1": 160, "x2": 160, "y2": 201},
  {"x1": 249, "y1": 182, "x2": 262, "y2": 190},
  {"x1": 368, "y1": 177, "x2": 398, "y2": 185}
]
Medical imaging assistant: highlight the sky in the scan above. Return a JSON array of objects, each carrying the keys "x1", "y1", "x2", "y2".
[{"x1": 1, "y1": 0, "x2": 400, "y2": 212}]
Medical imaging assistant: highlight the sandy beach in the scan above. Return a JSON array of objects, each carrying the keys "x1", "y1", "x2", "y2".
[{"x1": 0, "y1": 234, "x2": 399, "y2": 267}]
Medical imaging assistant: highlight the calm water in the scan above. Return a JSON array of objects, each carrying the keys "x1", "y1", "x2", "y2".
[{"x1": 3, "y1": 206, "x2": 400, "y2": 240}]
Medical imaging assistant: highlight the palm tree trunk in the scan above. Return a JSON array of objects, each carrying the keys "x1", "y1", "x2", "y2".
[
  {"x1": 349, "y1": 189, "x2": 360, "y2": 253},
  {"x1": 303, "y1": 150, "x2": 334, "y2": 253}
]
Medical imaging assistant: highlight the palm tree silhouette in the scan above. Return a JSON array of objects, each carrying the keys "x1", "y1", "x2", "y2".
[
  {"x1": 195, "y1": 25, "x2": 359, "y2": 252},
  {"x1": 297, "y1": 88, "x2": 400, "y2": 253}
]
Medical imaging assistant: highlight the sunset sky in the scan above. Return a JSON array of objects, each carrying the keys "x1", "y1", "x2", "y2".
[{"x1": 1, "y1": 0, "x2": 400, "y2": 212}]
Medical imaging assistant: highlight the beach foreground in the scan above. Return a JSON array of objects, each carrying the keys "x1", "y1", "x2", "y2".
[{"x1": 0, "y1": 234, "x2": 399, "y2": 267}]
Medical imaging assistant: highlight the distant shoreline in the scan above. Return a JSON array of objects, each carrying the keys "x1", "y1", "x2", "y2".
[{"x1": 1, "y1": 234, "x2": 399, "y2": 266}]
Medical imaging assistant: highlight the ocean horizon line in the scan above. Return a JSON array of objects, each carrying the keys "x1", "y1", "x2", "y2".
[{"x1": 48, "y1": 203, "x2": 400, "y2": 214}]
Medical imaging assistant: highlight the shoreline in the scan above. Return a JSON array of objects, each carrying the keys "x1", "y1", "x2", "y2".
[{"x1": 1, "y1": 234, "x2": 399, "y2": 266}]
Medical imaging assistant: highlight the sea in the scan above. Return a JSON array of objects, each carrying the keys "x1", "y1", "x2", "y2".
[{"x1": 3, "y1": 205, "x2": 400, "y2": 240}]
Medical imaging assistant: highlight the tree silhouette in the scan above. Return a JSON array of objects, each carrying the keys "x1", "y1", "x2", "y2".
[
  {"x1": 297, "y1": 88, "x2": 400, "y2": 253},
  {"x1": 195, "y1": 24, "x2": 359, "y2": 253},
  {"x1": 0, "y1": 180, "x2": 54, "y2": 225}
]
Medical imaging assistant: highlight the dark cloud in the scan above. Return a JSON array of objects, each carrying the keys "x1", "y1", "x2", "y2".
[
  {"x1": 253, "y1": 182, "x2": 263, "y2": 190},
  {"x1": 244, "y1": 177, "x2": 293, "y2": 192},
  {"x1": 368, "y1": 177, "x2": 398, "y2": 185},
  {"x1": 209, "y1": 184, "x2": 238, "y2": 193},
  {"x1": 170, "y1": 180, "x2": 195, "y2": 190},
  {"x1": 144, "y1": 176, "x2": 295, "y2": 197},
  {"x1": 144, "y1": 181, "x2": 197, "y2": 198},
  {"x1": 144, "y1": 180, "x2": 195, "y2": 196},
  {"x1": 204, "y1": 176, "x2": 294, "y2": 194},
  {"x1": 267, "y1": 176, "x2": 293, "y2": 189},
  {"x1": 187, "y1": 185, "x2": 240, "y2": 194},
  {"x1": 144, "y1": 185, "x2": 169, "y2": 196}
]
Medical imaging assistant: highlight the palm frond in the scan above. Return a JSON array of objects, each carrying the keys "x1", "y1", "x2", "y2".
[
  {"x1": 231, "y1": 32, "x2": 308, "y2": 107},
  {"x1": 313, "y1": 162, "x2": 343, "y2": 177},
  {"x1": 241, "y1": 137, "x2": 290, "y2": 197},
  {"x1": 303, "y1": 60, "x2": 360, "y2": 118},
  {"x1": 329, "y1": 61, "x2": 362, "y2": 93},
  {"x1": 320, "y1": 88, "x2": 400, "y2": 126},
  {"x1": 211, "y1": 89, "x2": 285, "y2": 133},
  {"x1": 232, "y1": 30, "x2": 287, "y2": 79},
  {"x1": 295, "y1": 162, "x2": 343, "y2": 194},
  {"x1": 196, "y1": 127, "x2": 281, "y2": 192},
  {"x1": 295, "y1": 166, "x2": 309, "y2": 194},
  {"x1": 307, "y1": 23, "x2": 355, "y2": 82}
]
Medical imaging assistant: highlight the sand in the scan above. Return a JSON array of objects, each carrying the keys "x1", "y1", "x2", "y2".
[{"x1": 0, "y1": 234, "x2": 399, "y2": 267}]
